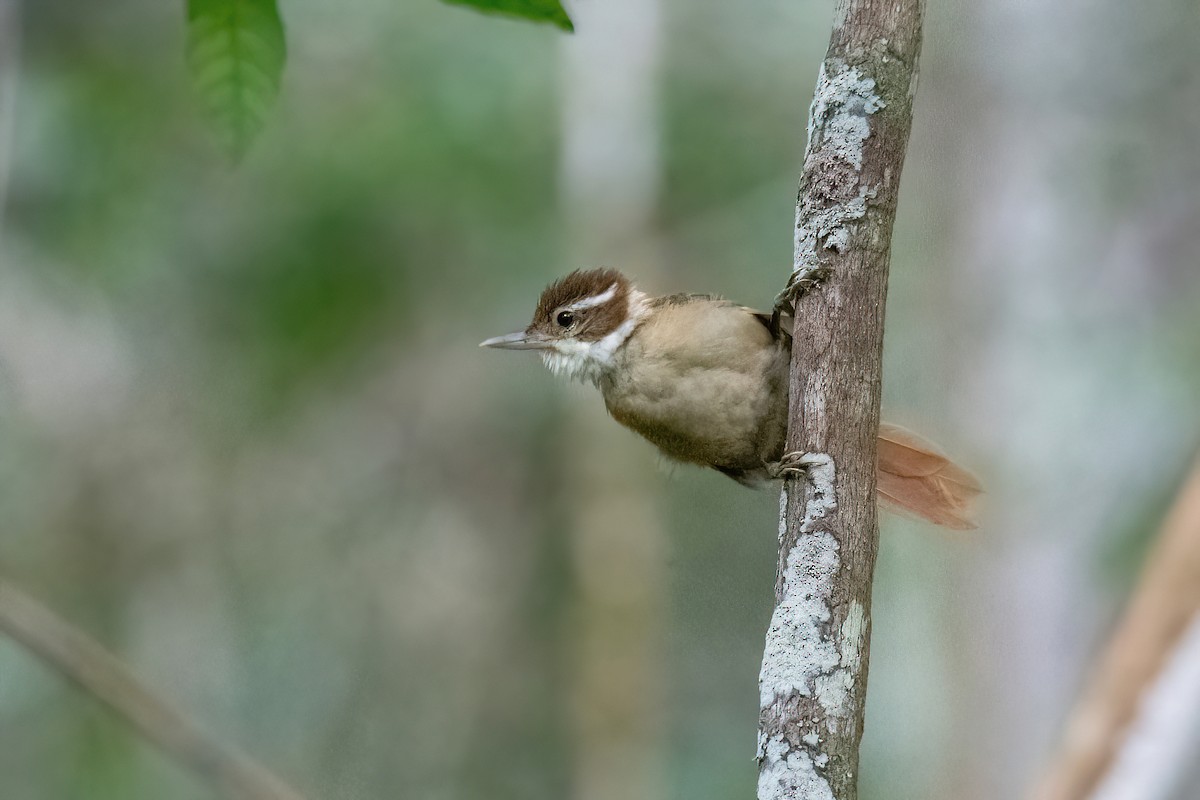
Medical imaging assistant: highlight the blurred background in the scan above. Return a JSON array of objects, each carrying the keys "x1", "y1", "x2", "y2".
[{"x1": 1, "y1": 0, "x2": 1199, "y2": 798}]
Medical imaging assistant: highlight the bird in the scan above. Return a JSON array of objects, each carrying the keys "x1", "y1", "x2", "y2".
[{"x1": 481, "y1": 268, "x2": 981, "y2": 529}]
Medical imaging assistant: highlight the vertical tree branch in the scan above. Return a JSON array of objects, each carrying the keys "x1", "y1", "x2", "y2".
[{"x1": 757, "y1": 2, "x2": 925, "y2": 799}]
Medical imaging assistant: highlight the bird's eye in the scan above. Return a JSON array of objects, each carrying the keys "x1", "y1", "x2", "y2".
[{"x1": 556, "y1": 310, "x2": 576, "y2": 328}]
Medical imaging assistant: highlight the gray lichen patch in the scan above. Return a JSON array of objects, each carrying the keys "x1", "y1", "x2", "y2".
[
  {"x1": 799, "y1": 454, "x2": 836, "y2": 534},
  {"x1": 759, "y1": 457, "x2": 840, "y2": 709},
  {"x1": 805, "y1": 61, "x2": 884, "y2": 171},
  {"x1": 758, "y1": 529, "x2": 841, "y2": 708},
  {"x1": 758, "y1": 734, "x2": 835, "y2": 800},
  {"x1": 814, "y1": 600, "x2": 868, "y2": 733},
  {"x1": 794, "y1": 59, "x2": 885, "y2": 277}
]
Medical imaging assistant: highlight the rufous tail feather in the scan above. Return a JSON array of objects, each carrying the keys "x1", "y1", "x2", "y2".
[{"x1": 875, "y1": 423, "x2": 982, "y2": 530}]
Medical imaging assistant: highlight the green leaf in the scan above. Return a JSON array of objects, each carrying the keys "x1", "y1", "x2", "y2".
[
  {"x1": 186, "y1": 0, "x2": 287, "y2": 162},
  {"x1": 442, "y1": 0, "x2": 574, "y2": 32}
]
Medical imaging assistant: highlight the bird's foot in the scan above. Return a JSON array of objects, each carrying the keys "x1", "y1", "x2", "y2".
[
  {"x1": 772, "y1": 265, "x2": 831, "y2": 320},
  {"x1": 768, "y1": 451, "x2": 823, "y2": 480}
]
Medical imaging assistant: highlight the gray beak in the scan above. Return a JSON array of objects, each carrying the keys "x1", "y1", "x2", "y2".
[{"x1": 479, "y1": 331, "x2": 552, "y2": 350}]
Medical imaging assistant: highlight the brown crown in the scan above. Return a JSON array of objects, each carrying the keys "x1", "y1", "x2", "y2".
[{"x1": 531, "y1": 268, "x2": 632, "y2": 341}]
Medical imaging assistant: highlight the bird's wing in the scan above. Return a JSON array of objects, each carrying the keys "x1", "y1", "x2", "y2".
[
  {"x1": 646, "y1": 292, "x2": 725, "y2": 309},
  {"x1": 753, "y1": 309, "x2": 791, "y2": 342},
  {"x1": 648, "y1": 293, "x2": 788, "y2": 341}
]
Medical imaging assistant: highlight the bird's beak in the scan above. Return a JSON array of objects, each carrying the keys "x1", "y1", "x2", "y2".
[{"x1": 479, "y1": 331, "x2": 553, "y2": 350}]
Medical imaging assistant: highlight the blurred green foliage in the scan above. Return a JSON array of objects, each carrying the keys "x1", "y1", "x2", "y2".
[
  {"x1": 443, "y1": 0, "x2": 573, "y2": 32},
  {"x1": 186, "y1": 0, "x2": 286, "y2": 162}
]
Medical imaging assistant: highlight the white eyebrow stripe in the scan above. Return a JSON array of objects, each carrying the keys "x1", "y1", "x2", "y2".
[{"x1": 566, "y1": 284, "x2": 618, "y2": 311}]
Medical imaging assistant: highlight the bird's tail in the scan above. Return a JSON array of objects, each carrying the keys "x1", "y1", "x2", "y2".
[{"x1": 875, "y1": 423, "x2": 982, "y2": 530}]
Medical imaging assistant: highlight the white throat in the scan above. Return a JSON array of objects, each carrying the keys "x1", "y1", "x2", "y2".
[{"x1": 541, "y1": 290, "x2": 648, "y2": 384}]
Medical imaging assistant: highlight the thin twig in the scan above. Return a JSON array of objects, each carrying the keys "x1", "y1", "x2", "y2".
[{"x1": 0, "y1": 580, "x2": 309, "y2": 800}]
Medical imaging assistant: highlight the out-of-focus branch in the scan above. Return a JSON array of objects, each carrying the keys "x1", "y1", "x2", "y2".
[
  {"x1": 558, "y1": 2, "x2": 667, "y2": 799},
  {"x1": 756, "y1": 1, "x2": 925, "y2": 799},
  {"x1": 0, "y1": 581, "x2": 309, "y2": 800},
  {"x1": 1031, "y1": 456, "x2": 1200, "y2": 800}
]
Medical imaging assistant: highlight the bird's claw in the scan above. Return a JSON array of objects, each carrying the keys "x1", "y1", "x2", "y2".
[
  {"x1": 772, "y1": 266, "x2": 831, "y2": 318},
  {"x1": 769, "y1": 451, "x2": 821, "y2": 480}
]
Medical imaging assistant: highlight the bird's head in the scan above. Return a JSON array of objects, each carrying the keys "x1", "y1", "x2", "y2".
[{"x1": 480, "y1": 268, "x2": 647, "y2": 383}]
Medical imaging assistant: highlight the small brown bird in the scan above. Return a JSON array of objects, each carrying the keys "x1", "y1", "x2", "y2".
[{"x1": 481, "y1": 268, "x2": 980, "y2": 529}]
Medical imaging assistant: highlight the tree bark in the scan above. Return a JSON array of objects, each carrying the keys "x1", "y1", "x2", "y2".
[{"x1": 756, "y1": 2, "x2": 925, "y2": 799}]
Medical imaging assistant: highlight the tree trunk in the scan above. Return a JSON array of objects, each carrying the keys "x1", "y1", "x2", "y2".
[{"x1": 756, "y1": 2, "x2": 925, "y2": 799}]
